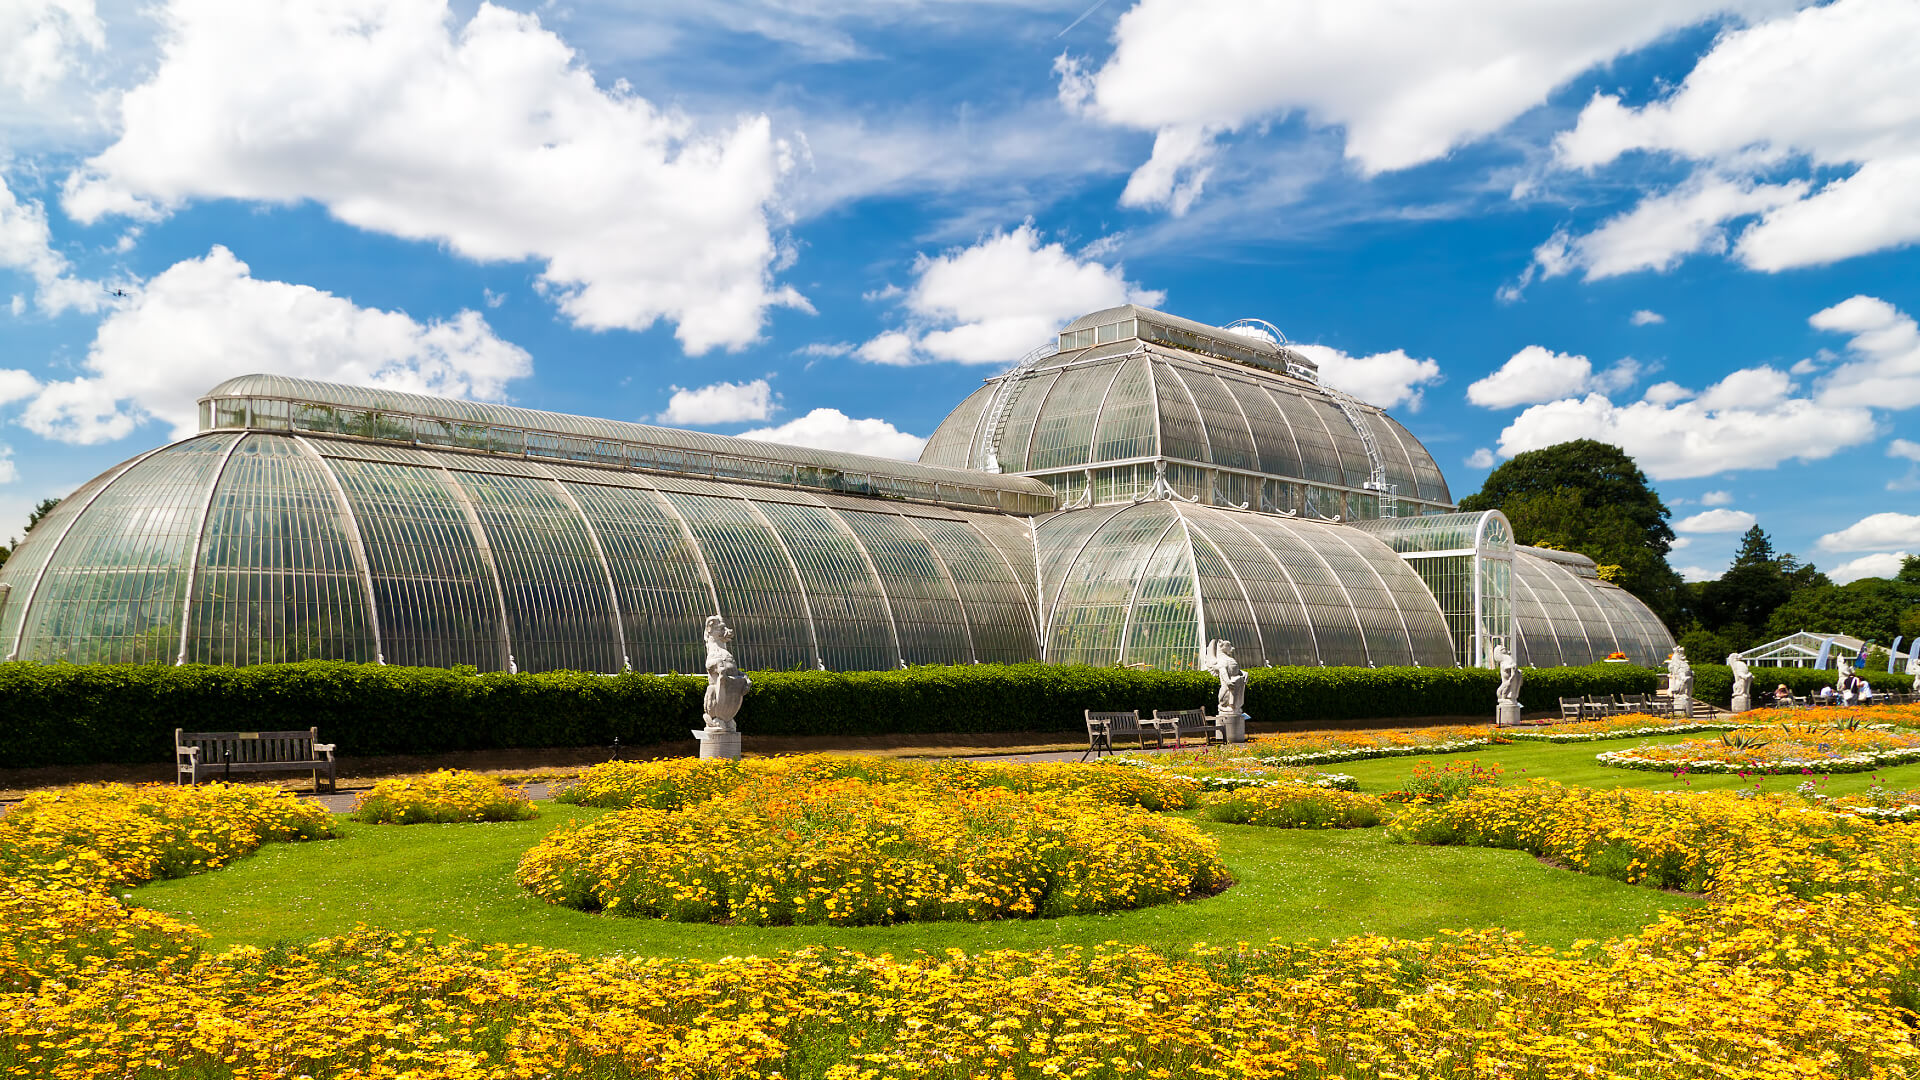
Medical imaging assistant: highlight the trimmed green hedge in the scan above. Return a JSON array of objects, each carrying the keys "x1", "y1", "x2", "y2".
[
  {"x1": 0, "y1": 660, "x2": 1660, "y2": 769},
  {"x1": 1691, "y1": 663, "x2": 1913, "y2": 705}
]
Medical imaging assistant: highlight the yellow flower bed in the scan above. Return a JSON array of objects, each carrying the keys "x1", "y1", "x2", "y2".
[
  {"x1": 3, "y1": 925, "x2": 1912, "y2": 1080},
  {"x1": 520, "y1": 775, "x2": 1228, "y2": 924},
  {"x1": 0, "y1": 782, "x2": 336, "y2": 892},
  {"x1": 349, "y1": 770, "x2": 538, "y2": 824},
  {"x1": 556, "y1": 753, "x2": 1200, "y2": 812},
  {"x1": 1204, "y1": 782, "x2": 1391, "y2": 828},
  {"x1": 1385, "y1": 780, "x2": 1920, "y2": 898}
]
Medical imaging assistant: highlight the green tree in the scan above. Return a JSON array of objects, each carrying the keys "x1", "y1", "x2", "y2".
[
  {"x1": 1766, "y1": 575, "x2": 1920, "y2": 646},
  {"x1": 22, "y1": 497, "x2": 59, "y2": 534},
  {"x1": 1459, "y1": 442, "x2": 1684, "y2": 624},
  {"x1": 1690, "y1": 526, "x2": 1827, "y2": 649},
  {"x1": 1459, "y1": 440, "x2": 1677, "y2": 554}
]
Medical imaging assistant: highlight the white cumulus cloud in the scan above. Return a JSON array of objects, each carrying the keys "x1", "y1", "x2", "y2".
[
  {"x1": 1, "y1": 0, "x2": 102, "y2": 102},
  {"x1": 1630, "y1": 309, "x2": 1665, "y2": 326},
  {"x1": 737, "y1": 408, "x2": 926, "y2": 460},
  {"x1": 1817, "y1": 512, "x2": 1920, "y2": 553},
  {"x1": 20, "y1": 245, "x2": 530, "y2": 444},
  {"x1": 1547, "y1": 0, "x2": 1920, "y2": 277},
  {"x1": 1466, "y1": 346, "x2": 1640, "y2": 409},
  {"x1": 1056, "y1": 0, "x2": 1789, "y2": 213},
  {"x1": 0, "y1": 173, "x2": 106, "y2": 315},
  {"x1": 1701, "y1": 490, "x2": 1734, "y2": 506},
  {"x1": 1808, "y1": 295, "x2": 1920, "y2": 410},
  {"x1": 1892, "y1": 438, "x2": 1920, "y2": 461},
  {"x1": 1676, "y1": 565, "x2": 1722, "y2": 583},
  {"x1": 1465, "y1": 447, "x2": 1497, "y2": 469},
  {"x1": 1827, "y1": 550, "x2": 1913, "y2": 585},
  {"x1": 859, "y1": 222, "x2": 1162, "y2": 366},
  {"x1": 656, "y1": 378, "x2": 775, "y2": 425},
  {"x1": 1676, "y1": 508, "x2": 1757, "y2": 533},
  {"x1": 1292, "y1": 344, "x2": 1442, "y2": 411},
  {"x1": 60, "y1": 0, "x2": 802, "y2": 353}
]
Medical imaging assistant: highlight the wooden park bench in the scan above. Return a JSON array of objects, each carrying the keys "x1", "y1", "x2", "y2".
[
  {"x1": 176, "y1": 728, "x2": 336, "y2": 793},
  {"x1": 1082, "y1": 710, "x2": 1170, "y2": 759},
  {"x1": 1152, "y1": 707, "x2": 1227, "y2": 747}
]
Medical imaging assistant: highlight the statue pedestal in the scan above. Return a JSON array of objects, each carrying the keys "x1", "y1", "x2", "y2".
[
  {"x1": 1216, "y1": 712, "x2": 1247, "y2": 743},
  {"x1": 692, "y1": 729, "x2": 741, "y2": 761},
  {"x1": 1674, "y1": 695, "x2": 1693, "y2": 719},
  {"x1": 1731, "y1": 692, "x2": 1750, "y2": 714},
  {"x1": 1496, "y1": 702, "x2": 1522, "y2": 727}
]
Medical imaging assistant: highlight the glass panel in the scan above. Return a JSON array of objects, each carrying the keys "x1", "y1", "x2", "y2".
[
  {"x1": 910, "y1": 515, "x2": 1040, "y2": 664},
  {"x1": 1185, "y1": 519, "x2": 1264, "y2": 668},
  {"x1": 1152, "y1": 360, "x2": 1210, "y2": 463},
  {"x1": 994, "y1": 369, "x2": 1061, "y2": 473},
  {"x1": 835, "y1": 509, "x2": 972, "y2": 665},
  {"x1": 1041, "y1": 503, "x2": 1179, "y2": 667},
  {"x1": 1090, "y1": 355, "x2": 1157, "y2": 463},
  {"x1": 1027, "y1": 363, "x2": 1123, "y2": 471},
  {"x1": 1124, "y1": 524, "x2": 1199, "y2": 669},
  {"x1": 565, "y1": 481, "x2": 714, "y2": 675},
  {"x1": 1178, "y1": 368, "x2": 1258, "y2": 470},
  {"x1": 448, "y1": 472, "x2": 622, "y2": 674},
  {"x1": 330, "y1": 457, "x2": 508, "y2": 670},
  {"x1": 18, "y1": 433, "x2": 241, "y2": 663},
  {"x1": 186, "y1": 437, "x2": 374, "y2": 665},
  {"x1": 0, "y1": 458, "x2": 136, "y2": 654},
  {"x1": 754, "y1": 499, "x2": 897, "y2": 671},
  {"x1": 920, "y1": 383, "x2": 994, "y2": 469},
  {"x1": 660, "y1": 491, "x2": 814, "y2": 671}
]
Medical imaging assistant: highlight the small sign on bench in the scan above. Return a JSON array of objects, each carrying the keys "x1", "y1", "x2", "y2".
[{"x1": 176, "y1": 727, "x2": 336, "y2": 794}]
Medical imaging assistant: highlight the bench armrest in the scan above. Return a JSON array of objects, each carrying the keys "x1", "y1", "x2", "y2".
[
  {"x1": 312, "y1": 743, "x2": 336, "y2": 755},
  {"x1": 176, "y1": 746, "x2": 199, "y2": 759}
]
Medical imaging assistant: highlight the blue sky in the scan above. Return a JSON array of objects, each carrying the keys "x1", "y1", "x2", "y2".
[{"x1": 2, "y1": 0, "x2": 1917, "y2": 587}]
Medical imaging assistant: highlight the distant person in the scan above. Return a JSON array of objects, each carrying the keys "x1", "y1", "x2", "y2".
[
  {"x1": 1773, "y1": 683, "x2": 1792, "y2": 706},
  {"x1": 1859, "y1": 679, "x2": 1875, "y2": 703},
  {"x1": 1818, "y1": 685, "x2": 1835, "y2": 704}
]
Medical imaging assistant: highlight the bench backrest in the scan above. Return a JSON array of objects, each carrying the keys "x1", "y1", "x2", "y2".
[
  {"x1": 177, "y1": 728, "x2": 320, "y2": 763},
  {"x1": 1154, "y1": 708, "x2": 1208, "y2": 725},
  {"x1": 1086, "y1": 710, "x2": 1140, "y2": 733}
]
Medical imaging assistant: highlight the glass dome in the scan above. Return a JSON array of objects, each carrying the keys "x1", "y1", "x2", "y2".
[
  {"x1": 0, "y1": 431, "x2": 1040, "y2": 673},
  {"x1": 920, "y1": 307, "x2": 1450, "y2": 518},
  {"x1": 1035, "y1": 500, "x2": 1458, "y2": 669}
]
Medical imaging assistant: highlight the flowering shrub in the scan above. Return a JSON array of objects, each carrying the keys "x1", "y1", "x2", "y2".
[
  {"x1": 349, "y1": 770, "x2": 537, "y2": 824},
  {"x1": 519, "y1": 775, "x2": 1228, "y2": 924},
  {"x1": 0, "y1": 886, "x2": 205, "y2": 994},
  {"x1": 1385, "y1": 759, "x2": 1504, "y2": 804},
  {"x1": 0, "y1": 782, "x2": 336, "y2": 891},
  {"x1": 1204, "y1": 782, "x2": 1390, "y2": 828},
  {"x1": 1500, "y1": 712, "x2": 1774, "y2": 743},
  {"x1": 555, "y1": 754, "x2": 1201, "y2": 812},
  {"x1": 1597, "y1": 726, "x2": 1920, "y2": 774}
]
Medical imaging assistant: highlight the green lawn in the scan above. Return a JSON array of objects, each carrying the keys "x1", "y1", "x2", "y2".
[
  {"x1": 131, "y1": 800, "x2": 1689, "y2": 959},
  {"x1": 135, "y1": 730, "x2": 1916, "y2": 961}
]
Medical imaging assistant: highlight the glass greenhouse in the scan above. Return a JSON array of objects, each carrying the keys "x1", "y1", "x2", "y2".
[{"x1": 0, "y1": 306, "x2": 1675, "y2": 674}]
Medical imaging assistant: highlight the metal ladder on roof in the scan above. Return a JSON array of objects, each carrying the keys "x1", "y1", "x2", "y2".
[
  {"x1": 974, "y1": 341, "x2": 1057, "y2": 473},
  {"x1": 1324, "y1": 385, "x2": 1397, "y2": 517}
]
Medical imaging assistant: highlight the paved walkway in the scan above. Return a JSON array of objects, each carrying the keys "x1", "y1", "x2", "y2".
[{"x1": 312, "y1": 781, "x2": 555, "y2": 813}]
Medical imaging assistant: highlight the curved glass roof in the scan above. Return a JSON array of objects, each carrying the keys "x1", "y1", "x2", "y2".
[
  {"x1": 1035, "y1": 501, "x2": 1457, "y2": 670},
  {"x1": 1352, "y1": 510, "x2": 1512, "y2": 554},
  {"x1": 921, "y1": 349, "x2": 1451, "y2": 506},
  {"x1": 1509, "y1": 547, "x2": 1673, "y2": 667},
  {"x1": 0, "y1": 431, "x2": 1040, "y2": 673},
  {"x1": 201, "y1": 374, "x2": 1055, "y2": 516}
]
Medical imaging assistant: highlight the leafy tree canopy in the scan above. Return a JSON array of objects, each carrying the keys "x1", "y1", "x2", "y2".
[
  {"x1": 1458, "y1": 440, "x2": 1676, "y2": 555},
  {"x1": 23, "y1": 497, "x2": 58, "y2": 534},
  {"x1": 1765, "y1": 575, "x2": 1920, "y2": 647}
]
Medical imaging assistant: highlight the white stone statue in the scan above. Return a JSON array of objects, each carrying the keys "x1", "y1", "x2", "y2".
[
  {"x1": 1491, "y1": 642, "x2": 1523, "y2": 707},
  {"x1": 701, "y1": 615, "x2": 751, "y2": 733},
  {"x1": 1666, "y1": 646, "x2": 1694, "y2": 699},
  {"x1": 1201, "y1": 639, "x2": 1248, "y2": 719},
  {"x1": 1836, "y1": 654, "x2": 1854, "y2": 688},
  {"x1": 1908, "y1": 657, "x2": 1919, "y2": 694},
  {"x1": 1727, "y1": 653, "x2": 1752, "y2": 699}
]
